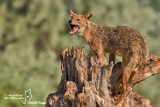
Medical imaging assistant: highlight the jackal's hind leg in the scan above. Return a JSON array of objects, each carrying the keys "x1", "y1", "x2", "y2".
[{"x1": 122, "y1": 53, "x2": 140, "y2": 92}]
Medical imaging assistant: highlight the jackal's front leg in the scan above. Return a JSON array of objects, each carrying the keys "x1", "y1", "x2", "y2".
[
  {"x1": 109, "y1": 53, "x2": 115, "y2": 64},
  {"x1": 95, "y1": 49, "x2": 108, "y2": 66}
]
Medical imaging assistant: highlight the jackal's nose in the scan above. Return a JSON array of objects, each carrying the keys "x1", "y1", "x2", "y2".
[{"x1": 68, "y1": 20, "x2": 72, "y2": 24}]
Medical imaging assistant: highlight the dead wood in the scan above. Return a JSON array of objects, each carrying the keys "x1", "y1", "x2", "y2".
[{"x1": 46, "y1": 48, "x2": 160, "y2": 107}]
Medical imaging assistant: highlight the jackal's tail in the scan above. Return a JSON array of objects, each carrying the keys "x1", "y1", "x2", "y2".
[{"x1": 139, "y1": 38, "x2": 149, "y2": 71}]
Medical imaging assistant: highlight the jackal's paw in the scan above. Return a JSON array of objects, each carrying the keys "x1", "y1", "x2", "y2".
[
  {"x1": 99, "y1": 61, "x2": 108, "y2": 67},
  {"x1": 97, "y1": 57, "x2": 108, "y2": 66}
]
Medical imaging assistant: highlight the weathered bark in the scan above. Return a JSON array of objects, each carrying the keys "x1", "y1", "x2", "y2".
[{"x1": 46, "y1": 48, "x2": 160, "y2": 107}]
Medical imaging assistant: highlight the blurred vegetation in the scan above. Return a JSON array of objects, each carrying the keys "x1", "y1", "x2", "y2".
[{"x1": 0, "y1": 0, "x2": 160, "y2": 107}]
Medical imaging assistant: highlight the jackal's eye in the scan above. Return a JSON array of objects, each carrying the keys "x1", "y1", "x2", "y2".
[{"x1": 77, "y1": 19, "x2": 80, "y2": 21}]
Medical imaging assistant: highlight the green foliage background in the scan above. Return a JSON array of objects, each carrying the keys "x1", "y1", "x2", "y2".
[{"x1": 0, "y1": 0, "x2": 160, "y2": 106}]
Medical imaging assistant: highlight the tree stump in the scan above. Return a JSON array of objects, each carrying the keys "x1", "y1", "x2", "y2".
[{"x1": 46, "y1": 48, "x2": 160, "y2": 107}]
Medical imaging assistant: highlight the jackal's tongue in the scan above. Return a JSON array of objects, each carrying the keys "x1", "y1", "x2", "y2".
[{"x1": 70, "y1": 25, "x2": 79, "y2": 35}]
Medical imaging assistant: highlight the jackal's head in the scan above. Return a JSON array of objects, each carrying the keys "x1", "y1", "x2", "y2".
[{"x1": 68, "y1": 9, "x2": 93, "y2": 36}]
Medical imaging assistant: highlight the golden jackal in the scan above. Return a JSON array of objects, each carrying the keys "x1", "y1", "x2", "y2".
[{"x1": 68, "y1": 10, "x2": 149, "y2": 92}]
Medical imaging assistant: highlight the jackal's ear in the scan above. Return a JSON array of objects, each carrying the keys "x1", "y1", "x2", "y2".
[
  {"x1": 86, "y1": 12, "x2": 93, "y2": 20},
  {"x1": 70, "y1": 9, "x2": 77, "y2": 16}
]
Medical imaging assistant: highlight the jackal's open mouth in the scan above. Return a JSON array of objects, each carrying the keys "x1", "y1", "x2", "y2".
[{"x1": 69, "y1": 24, "x2": 80, "y2": 35}]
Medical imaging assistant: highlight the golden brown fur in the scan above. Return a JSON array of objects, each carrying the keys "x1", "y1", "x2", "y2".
[{"x1": 68, "y1": 10, "x2": 149, "y2": 91}]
